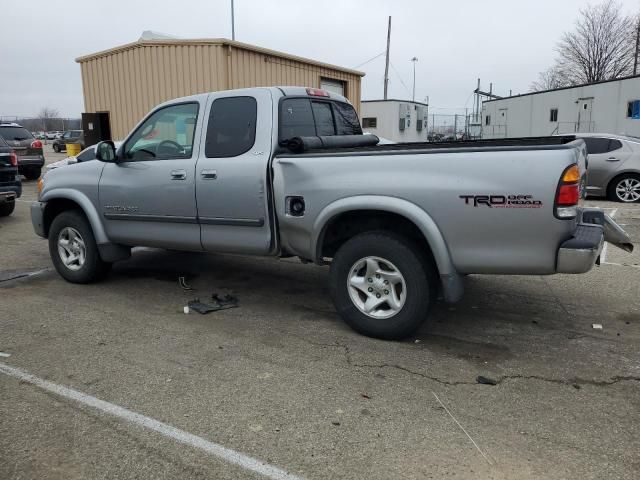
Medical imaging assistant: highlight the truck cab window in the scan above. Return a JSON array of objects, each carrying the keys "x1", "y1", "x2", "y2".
[
  {"x1": 279, "y1": 98, "x2": 362, "y2": 143},
  {"x1": 205, "y1": 97, "x2": 257, "y2": 158},
  {"x1": 124, "y1": 103, "x2": 198, "y2": 160}
]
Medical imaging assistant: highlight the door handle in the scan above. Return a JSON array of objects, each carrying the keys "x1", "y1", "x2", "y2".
[
  {"x1": 170, "y1": 169, "x2": 187, "y2": 180},
  {"x1": 606, "y1": 157, "x2": 620, "y2": 162},
  {"x1": 201, "y1": 169, "x2": 217, "y2": 180}
]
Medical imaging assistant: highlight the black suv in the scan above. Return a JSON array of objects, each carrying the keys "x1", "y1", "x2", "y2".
[
  {"x1": 52, "y1": 130, "x2": 85, "y2": 153},
  {"x1": 0, "y1": 123, "x2": 45, "y2": 180},
  {"x1": 0, "y1": 136, "x2": 22, "y2": 217}
]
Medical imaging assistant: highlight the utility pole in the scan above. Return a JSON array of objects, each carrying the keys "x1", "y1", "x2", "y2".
[
  {"x1": 383, "y1": 16, "x2": 391, "y2": 99},
  {"x1": 634, "y1": 17, "x2": 639, "y2": 75},
  {"x1": 411, "y1": 57, "x2": 418, "y2": 102},
  {"x1": 231, "y1": 0, "x2": 236, "y2": 40}
]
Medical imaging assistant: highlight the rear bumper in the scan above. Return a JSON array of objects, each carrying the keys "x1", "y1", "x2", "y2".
[
  {"x1": 18, "y1": 156, "x2": 45, "y2": 168},
  {"x1": 0, "y1": 184, "x2": 21, "y2": 202},
  {"x1": 556, "y1": 224, "x2": 604, "y2": 273},
  {"x1": 556, "y1": 208, "x2": 634, "y2": 274}
]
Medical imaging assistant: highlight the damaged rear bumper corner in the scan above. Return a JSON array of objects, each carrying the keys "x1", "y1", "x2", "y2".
[{"x1": 556, "y1": 224, "x2": 604, "y2": 274}]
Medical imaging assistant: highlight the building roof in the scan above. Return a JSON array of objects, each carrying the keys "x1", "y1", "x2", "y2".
[
  {"x1": 75, "y1": 38, "x2": 365, "y2": 77},
  {"x1": 362, "y1": 99, "x2": 429, "y2": 107},
  {"x1": 484, "y1": 73, "x2": 640, "y2": 104}
]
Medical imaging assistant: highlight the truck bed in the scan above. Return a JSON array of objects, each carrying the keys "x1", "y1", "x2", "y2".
[{"x1": 279, "y1": 135, "x2": 581, "y2": 156}]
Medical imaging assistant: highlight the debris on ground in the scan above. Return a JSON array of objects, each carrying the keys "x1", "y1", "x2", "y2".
[
  {"x1": 360, "y1": 393, "x2": 371, "y2": 399},
  {"x1": 178, "y1": 276, "x2": 195, "y2": 291},
  {"x1": 0, "y1": 352, "x2": 11, "y2": 358},
  {"x1": 331, "y1": 421, "x2": 341, "y2": 426},
  {"x1": 592, "y1": 323, "x2": 603, "y2": 330},
  {"x1": 476, "y1": 375, "x2": 498, "y2": 386},
  {"x1": 186, "y1": 293, "x2": 239, "y2": 314}
]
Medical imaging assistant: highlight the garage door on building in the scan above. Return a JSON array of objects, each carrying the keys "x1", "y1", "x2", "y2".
[{"x1": 320, "y1": 78, "x2": 346, "y2": 96}]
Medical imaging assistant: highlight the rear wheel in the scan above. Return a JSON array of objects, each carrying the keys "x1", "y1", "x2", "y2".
[
  {"x1": 329, "y1": 231, "x2": 436, "y2": 340},
  {"x1": 48, "y1": 210, "x2": 111, "y2": 283},
  {"x1": 0, "y1": 202, "x2": 15, "y2": 217},
  {"x1": 53, "y1": 144, "x2": 60, "y2": 153},
  {"x1": 608, "y1": 174, "x2": 640, "y2": 203}
]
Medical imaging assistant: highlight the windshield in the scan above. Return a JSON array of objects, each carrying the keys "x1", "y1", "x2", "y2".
[{"x1": 0, "y1": 126, "x2": 33, "y2": 141}]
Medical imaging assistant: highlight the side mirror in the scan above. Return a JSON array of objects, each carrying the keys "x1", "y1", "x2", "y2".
[{"x1": 95, "y1": 141, "x2": 117, "y2": 162}]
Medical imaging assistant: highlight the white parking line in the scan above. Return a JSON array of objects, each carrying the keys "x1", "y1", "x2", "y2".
[
  {"x1": 600, "y1": 208, "x2": 618, "y2": 264},
  {"x1": 0, "y1": 362, "x2": 302, "y2": 480}
]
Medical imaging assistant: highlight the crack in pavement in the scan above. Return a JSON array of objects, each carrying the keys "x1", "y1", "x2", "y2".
[{"x1": 296, "y1": 337, "x2": 640, "y2": 389}]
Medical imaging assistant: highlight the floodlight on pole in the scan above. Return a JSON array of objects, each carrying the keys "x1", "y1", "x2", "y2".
[{"x1": 411, "y1": 57, "x2": 418, "y2": 102}]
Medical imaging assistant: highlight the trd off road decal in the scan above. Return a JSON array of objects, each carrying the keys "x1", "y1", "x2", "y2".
[{"x1": 459, "y1": 194, "x2": 543, "y2": 208}]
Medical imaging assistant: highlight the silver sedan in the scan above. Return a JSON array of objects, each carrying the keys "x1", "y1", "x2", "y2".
[{"x1": 576, "y1": 133, "x2": 640, "y2": 203}]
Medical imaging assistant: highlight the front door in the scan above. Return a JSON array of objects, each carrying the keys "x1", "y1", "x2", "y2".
[
  {"x1": 195, "y1": 89, "x2": 274, "y2": 254},
  {"x1": 99, "y1": 101, "x2": 203, "y2": 250}
]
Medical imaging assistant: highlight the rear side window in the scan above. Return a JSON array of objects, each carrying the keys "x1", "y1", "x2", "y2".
[
  {"x1": 205, "y1": 96, "x2": 257, "y2": 158},
  {"x1": 333, "y1": 102, "x2": 362, "y2": 135},
  {"x1": 279, "y1": 98, "x2": 362, "y2": 143},
  {"x1": 583, "y1": 137, "x2": 622, "y2": 154},
  {"x1": 0, "y1": 126, "x2": 33, "y2": 141}
]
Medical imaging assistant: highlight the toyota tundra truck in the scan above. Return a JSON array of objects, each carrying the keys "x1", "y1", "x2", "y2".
[{"x1": 31, "y1": 87, "x2": 633, "y2": 339}]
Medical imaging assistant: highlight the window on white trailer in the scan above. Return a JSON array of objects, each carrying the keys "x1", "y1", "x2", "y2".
[{"x1": 550, "y1": 108, "x2": 558, "y2": 122}]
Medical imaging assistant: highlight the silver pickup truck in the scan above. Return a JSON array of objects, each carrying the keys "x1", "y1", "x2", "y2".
[{"x1": 31, "y1": 87, "x2": 633, "y2": 339}]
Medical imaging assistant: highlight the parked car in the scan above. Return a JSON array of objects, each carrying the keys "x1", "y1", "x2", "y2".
[
  {"x1": 45, "y1": 142, "x2": 122, "y2": 172},
  {"x1": 45, "y1": 131, "x2": 59, "y2": 140},
  {"x1": 31, "y1": 87, "x2": 633, "y2": 340},
  {"x1": 52, "y1": 130, "x2": 84, "y2": 153},
  {"x1": 574, "y1": 133, "x2": 640, "y2": 203},
  {"x1": 0, "y1": 136, "x2": 22, "y2": 217},
  {"x1": 0, "y1": 123, "x2": 45, "y2": 180}
]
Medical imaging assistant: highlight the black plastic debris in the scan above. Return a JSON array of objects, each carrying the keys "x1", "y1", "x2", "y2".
[
  {"x1": 476, "y1": 375, "x2": 498, "y2": 386},
  {"x1": 187, "y1": 293, "x2": 239, "y2": 314},
  {"x1": 179, "y1": 276, "x2": 195, "y2": 291}
]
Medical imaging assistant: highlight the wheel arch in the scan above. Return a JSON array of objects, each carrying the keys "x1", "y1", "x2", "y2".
[
  {"x1": 42, "y1": 189, "x2": 108, "y2": 243},
  {"x1": 312, "y1": 196, "x2": 463, "y2": 302}
]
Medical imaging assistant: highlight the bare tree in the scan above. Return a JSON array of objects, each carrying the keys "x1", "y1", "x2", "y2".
[
  {"x1": 38, "y1": 107, "x2": 60, "y2": 131},
  {"x1": 533, "y1": 1, "x2": 638, "y2": 89},
  {"x1": 530, "y1": 66, "x2": 571, "y2": 91},
  {"x1": 558, "y1": 1, "x2": 636, "y2": 83}
]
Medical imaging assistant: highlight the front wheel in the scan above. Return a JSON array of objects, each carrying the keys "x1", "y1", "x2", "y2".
[
  {"x1": 48, "y1": 210, "x2": 111, "y2": 283},
  {"x1": 608, "y1": 174, "x2": 640, "y2": 203},
  {"x1": 329, "y1": 231, "x2": 436, "y2": 340}
]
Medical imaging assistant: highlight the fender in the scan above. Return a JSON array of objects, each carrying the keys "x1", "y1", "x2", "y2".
[
  {"x1": 41, "y1": 188, "x2": 109, "y2": 244},
  {"x1": 312, "y1": 195, "x2": 463, "y2": 302}
]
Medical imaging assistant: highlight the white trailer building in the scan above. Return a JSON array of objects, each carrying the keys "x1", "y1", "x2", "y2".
[
  {"x1": 360, "y1": 99, "x2": 429, "y2": 142},
  {"x1": 481, "y1": 75, "x2": 640, "y2": 139}
]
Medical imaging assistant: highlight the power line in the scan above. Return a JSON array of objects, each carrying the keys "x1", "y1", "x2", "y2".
[
  {"x1": 351, "y1": 52, "x2": 386, "y2": 70},
  {"x1": 389, "y1": 62, "x2": 412, "y2": 96}
]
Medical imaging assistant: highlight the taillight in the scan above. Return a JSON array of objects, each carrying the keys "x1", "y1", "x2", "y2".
[
  {"x1": 9, "y1": 151, "x2": 18, "y2": 166},
  {"x1": 306, "y1": 88, "x2": 330, "y2": 97},
  {"x1": 555, "y1": 164, "x2": 580, "y2": 219},
  {"x1": 31, "y1": 139, "x2": 43, "y2": 149}
]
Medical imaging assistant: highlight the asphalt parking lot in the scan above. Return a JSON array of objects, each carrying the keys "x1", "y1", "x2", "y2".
[{"x1": 1, "y1": 146, "x2": 639, "y2": 480}]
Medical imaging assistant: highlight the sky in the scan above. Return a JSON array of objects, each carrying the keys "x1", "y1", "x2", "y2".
[{"x1": 1, "y1": 0, "x2": 639, "y2": 118}]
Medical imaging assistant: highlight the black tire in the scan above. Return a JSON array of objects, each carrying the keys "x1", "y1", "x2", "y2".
[
  {"x1": 53, "y1": 144, "x2": 60, "y2": 153},
  {"x1": 48, "y1": 210, "x2": 111, "y2": 283},
  {"x1": 329, "y1": 231, "x2": 436, "y2": 340},
  {"x1": 23, "y1": 168, "x2": 41, "y2": 181},
  {"x1": 607, "y1": 174, "x2": 640, "y2": 203},
  {"x1": 0, "y1": 202, "x2": 15, "y2": 217}
]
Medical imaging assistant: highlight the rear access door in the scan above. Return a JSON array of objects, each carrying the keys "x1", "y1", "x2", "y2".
[{"x1": 195, "y1": 89, "x2": 274, "y2": 254}]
